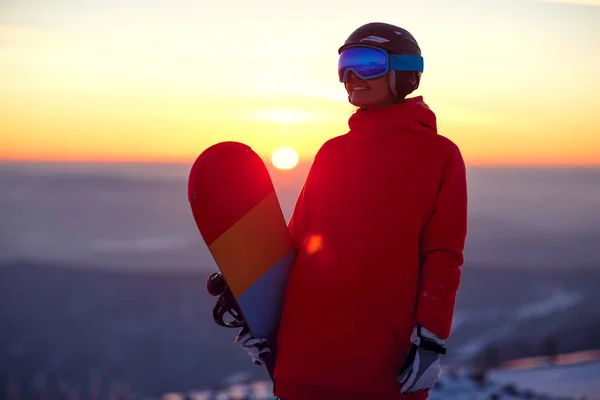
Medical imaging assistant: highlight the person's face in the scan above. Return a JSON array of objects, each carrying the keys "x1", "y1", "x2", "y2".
[{"x1": 344, "y1": 71, "x2": 395, "y2": 109}]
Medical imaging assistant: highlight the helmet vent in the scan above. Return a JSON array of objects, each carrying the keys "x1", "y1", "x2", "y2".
[{"x1": 360, "y1": 35, "x2": 390, "y2": 43}]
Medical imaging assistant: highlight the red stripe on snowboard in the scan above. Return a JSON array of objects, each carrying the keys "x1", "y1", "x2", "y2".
[{"x1": 188, "y1": 142, "x2": 275, "y2": 247}]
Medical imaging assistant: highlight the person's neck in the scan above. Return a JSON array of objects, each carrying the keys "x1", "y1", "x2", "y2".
[{"x1": 359, "y1": 95, "x2": 405, "y2": 110}]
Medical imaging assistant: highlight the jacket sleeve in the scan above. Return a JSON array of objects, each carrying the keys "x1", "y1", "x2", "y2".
[{"x1": 416, "y1": 142, "x2": 468, "y2": 340}]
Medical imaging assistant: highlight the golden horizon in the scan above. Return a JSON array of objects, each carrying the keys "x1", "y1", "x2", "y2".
[
  {"x1": 1, "y1": 1, "x2": 599, "y2": 166},
  {"x1": 2, "y1": 151, "x2": 599, "y2": 167}
]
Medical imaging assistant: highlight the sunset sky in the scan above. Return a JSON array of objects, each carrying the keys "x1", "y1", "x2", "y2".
[{"x1": 1, "y1": 0, "x2": 599, "y2": 165}]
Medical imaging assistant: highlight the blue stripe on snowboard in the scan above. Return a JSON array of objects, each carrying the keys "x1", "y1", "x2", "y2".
[{"x1": 237, "y1": 248, "x2": 296, "y2": 338}]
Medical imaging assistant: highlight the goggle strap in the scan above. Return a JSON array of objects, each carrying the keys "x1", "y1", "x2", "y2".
[{"x1": 389, "y1": 55, "x2": 424, "y2": 72}]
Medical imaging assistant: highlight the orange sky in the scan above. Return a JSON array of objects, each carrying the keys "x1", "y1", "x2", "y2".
[{"x1": 1, "y1": 0, "x2": 599, "y2": 166}]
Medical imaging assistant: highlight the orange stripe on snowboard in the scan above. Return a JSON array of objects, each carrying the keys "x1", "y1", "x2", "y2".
[{"x1": 208, "y1": 190, "x2": 293, "y2": 298}]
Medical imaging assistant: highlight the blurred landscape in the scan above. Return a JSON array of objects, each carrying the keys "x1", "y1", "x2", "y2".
[{"x1": 1, "y1": 161, "x2": 600, "y2": 398}]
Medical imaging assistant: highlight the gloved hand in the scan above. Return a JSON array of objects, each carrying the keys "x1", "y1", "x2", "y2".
[
  {"x1": 234, "y1": 324, "x2": 272, "y2": 366},
  {"x1": 397, "y1": 325, "x2": 447, "y2": 394},
  {"x1": 206, "y1": 272, "x2": 272, "y2": 366}
]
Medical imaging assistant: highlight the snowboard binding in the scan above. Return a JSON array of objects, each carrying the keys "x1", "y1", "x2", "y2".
[{"x1": 206, "y1": 271, "x2": 246, "y2": 329}]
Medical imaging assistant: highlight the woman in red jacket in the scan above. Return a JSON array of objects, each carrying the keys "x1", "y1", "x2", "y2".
[{"x1": 234, "y1": 21, "x2": 468, "y2": 399}]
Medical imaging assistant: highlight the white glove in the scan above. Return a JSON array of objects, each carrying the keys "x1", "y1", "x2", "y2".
[
  {"x1": 234, "y1": 325, "x2": 272, "y2": 366},
  {"x1": 397, "y1": 325, "x2": 447, "y2": 394}
]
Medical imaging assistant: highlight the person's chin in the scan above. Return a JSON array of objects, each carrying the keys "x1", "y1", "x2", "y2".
[
  {"x1": 350, "y1": 92, "x2": 386, "y2": 108},
  {"x1": 350, "y1": 95, "x2": 372, "y2": 108}
]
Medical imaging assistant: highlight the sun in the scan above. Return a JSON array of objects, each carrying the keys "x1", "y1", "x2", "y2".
[{"x1": 271, "y1": 147, "x2": 299, "y2": 170}]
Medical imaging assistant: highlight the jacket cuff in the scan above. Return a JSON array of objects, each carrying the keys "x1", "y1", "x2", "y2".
[
  {"x1": 411, "y1": 325, "x2": 447, "y2": 355},
  {"x1": 419, "y1": 325, "x2": 445, "y2": 345}
]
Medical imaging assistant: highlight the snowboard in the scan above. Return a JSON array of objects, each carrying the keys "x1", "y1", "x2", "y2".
[{"x1": 187, "y1": 141, "x2": 296, "y2": 379}]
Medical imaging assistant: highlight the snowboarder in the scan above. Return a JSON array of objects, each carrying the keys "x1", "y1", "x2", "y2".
[{"x1": 228, "y1": 21, "x2": 468, "y2": 399}]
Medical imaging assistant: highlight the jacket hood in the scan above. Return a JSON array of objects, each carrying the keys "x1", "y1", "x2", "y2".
[{"x1": 347, "y1": 96, "x2": 437, "y2": 136}]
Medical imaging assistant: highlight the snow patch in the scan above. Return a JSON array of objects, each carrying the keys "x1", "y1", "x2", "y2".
[
  {"x1": 456, "y1": 289, "x2": 583, "y2": 360},
  {"x1": 89, "y1": 236, "x2": 191, "y2": 253},
  {"x1": 515, "y1": 290, "x2": 583, "y2": 320},
  {"x1": 457, "y1": 323, "x2": 519, "y2": 359},
  {"x1": 489, "y1": 360, "x2": 600, "y2": 399}
]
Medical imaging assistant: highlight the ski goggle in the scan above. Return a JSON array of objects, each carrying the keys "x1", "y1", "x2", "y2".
[{"x1": 338, "y1": 46, "x2": 424, "y2": 82}]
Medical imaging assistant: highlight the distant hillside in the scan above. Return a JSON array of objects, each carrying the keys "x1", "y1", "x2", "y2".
[{"x1": 1, "y1": 260, "x2": 599, "y2": 397}]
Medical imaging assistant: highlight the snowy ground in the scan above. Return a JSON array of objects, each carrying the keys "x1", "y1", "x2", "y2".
[
  {"x1": 158, "y1": 362, "x2": 600, "y2": 400},
  {"x1": 488, "y1": 359, "x2": 600, "y2": 400}
]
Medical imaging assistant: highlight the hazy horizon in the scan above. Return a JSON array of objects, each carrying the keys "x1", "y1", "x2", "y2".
[{"x1": 1, "y1": 161, "x2": 599, "y2": 272}]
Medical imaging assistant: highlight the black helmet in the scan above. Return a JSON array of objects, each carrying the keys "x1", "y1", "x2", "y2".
[{"x1": 338, "y1": 22, "x2": 422, "y2": 100}]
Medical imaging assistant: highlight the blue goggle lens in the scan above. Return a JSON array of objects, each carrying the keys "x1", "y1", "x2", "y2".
[{"x1": 338, "y1": 47, "x2": 388, "y2": 82}]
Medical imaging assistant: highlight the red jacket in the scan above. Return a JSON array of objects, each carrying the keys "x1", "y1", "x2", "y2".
[{"x1": 273, "y1": 97, "x2": 468, "y2": 400}]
